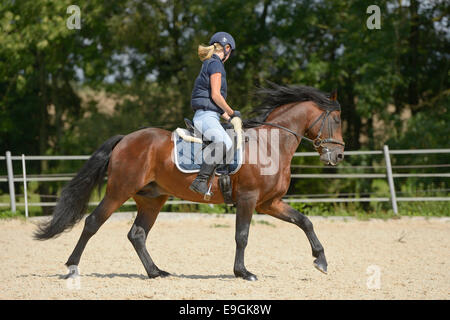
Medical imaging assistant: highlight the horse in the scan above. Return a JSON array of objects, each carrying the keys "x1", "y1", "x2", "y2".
[{"x1": 34, "y1": 83, "x2": 345, "y2": 281}]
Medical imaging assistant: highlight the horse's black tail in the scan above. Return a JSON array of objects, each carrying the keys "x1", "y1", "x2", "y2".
[{"x1": 34, "y1": 135, "x2": 124, "y2": 240}]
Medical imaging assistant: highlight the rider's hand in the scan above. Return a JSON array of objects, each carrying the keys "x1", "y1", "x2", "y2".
[
  {"x1": 230, "y1": 110, "x2": 241, "y2": 120},
  {"x1": 222, "y1": 112, "x2": 231, "y2": 122}
]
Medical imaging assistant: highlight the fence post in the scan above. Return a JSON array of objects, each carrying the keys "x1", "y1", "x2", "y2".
[
  {"x1": 6, "y1": 151, "x2": 16, "y2": 212},
  {"x1": 22, "y1": 154, "x2": 28, "y2": 219},
  {"x1": 383, "y1": 145, "x2": 398, "y2": 214}
]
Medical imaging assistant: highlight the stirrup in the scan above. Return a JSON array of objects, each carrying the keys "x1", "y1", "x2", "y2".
[{"x1": 204, "y1": 180, "x2": 214, "y2": 201}]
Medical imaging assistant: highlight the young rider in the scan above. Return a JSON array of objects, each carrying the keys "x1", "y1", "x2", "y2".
[{"x1": 189, "y1": 32, "x2": 241, "y2": 195}]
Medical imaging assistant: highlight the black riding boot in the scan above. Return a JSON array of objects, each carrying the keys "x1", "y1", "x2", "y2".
[{"x1": 189, "y1": 142, "x2": 227, "y2": 195}]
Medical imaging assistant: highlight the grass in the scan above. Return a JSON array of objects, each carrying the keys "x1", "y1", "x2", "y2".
[
  {"x1": 1, "y1": 190, "x2": 448, "y2": 221},
  {"x1": 0, "y1": 210, "x2": 26, "y2": 220},
  {"x1": 289, "y1": 200, "x2": 450, "y2": 219}
]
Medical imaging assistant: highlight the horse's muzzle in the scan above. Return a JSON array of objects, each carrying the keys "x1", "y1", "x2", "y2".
[{"x1": 319, "y1": 147, "x2": 344, "y2": 166}]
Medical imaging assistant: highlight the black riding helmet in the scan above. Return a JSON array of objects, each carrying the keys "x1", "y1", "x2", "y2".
[{"x1": 209, "y1": 32, "x2": 235, "y2": 61}]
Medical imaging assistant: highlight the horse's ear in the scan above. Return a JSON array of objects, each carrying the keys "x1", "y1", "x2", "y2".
[{"x1": 330, "y1": 89, "x2": 338, "y2": 102}]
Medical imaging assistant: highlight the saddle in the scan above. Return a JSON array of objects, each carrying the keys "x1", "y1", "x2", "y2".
[
  {"x1": 172, "y1": 118, "x2": 243, "y2": 204},
  {"x1": 175, "y1": 119, "x2": 234, "y2": 145}
]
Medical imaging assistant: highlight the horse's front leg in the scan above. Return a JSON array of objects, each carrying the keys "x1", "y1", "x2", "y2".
[
  {"x1": 233, "y1": 195, "x2": 258, "y2": 281},
  {"x1": 257, "y1": 199, "x2": 328, "y2": 274}
]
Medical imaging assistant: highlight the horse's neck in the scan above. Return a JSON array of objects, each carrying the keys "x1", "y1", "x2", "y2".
[{"x1": 264, "y1": 103, "x2": 309, "y2": 157}]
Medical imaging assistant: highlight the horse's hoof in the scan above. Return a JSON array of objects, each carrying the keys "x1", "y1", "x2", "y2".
[
  {"x1": 159, "y1": 270, "x2": 171, "y2": 278},
  {"x1": 64, "y1": 265, "x2": 79, "y2": 279},
  {"x1": 235, "y1": 271, "x2": 258, "y2": 281},
  {"x1": 313, "y1": 259, "x2": 328, "y2": 274},
  {"x1": 147, "y1": 269, "x2": 170, "y2": 279},
  {"x1": 63, "y1": 273, "x2": 76, "y2": 280},
  {"x1": 244, "y1": 274, "x2": 258, "y2": 281}
]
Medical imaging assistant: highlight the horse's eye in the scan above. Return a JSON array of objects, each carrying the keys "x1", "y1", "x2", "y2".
[{"x1": 333, "y1": 116, "x2": 341, "y2": 123}]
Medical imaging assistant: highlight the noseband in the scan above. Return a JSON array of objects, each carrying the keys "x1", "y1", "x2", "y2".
[{"x1": 250, "y1": 109, "x2": 345, "y2": 150}]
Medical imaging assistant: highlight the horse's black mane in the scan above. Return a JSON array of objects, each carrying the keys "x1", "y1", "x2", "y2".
[{"x1": 243, "y1": 82, "x2": 340, "y2": 128}]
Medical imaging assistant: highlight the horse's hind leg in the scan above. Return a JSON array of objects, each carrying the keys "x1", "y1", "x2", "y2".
[
  {"x1": 257, "y1": 199, "x2": 328, "y2": 274},
  {"x1": 65, "y1": 194, "x2": 126, "y2": 272},
  {"x1": 128, "y1": 195, "x2": 169, "y2": 279}
]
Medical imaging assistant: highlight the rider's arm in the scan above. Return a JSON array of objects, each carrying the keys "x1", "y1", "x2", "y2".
[{"x1": 210, "y1": 73, "x2": 234, "y2": 120}]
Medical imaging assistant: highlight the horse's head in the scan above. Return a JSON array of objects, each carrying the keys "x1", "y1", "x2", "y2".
[
  {"x1": 305, "y1": 90, "x2": 345, "y2": 166},
  {"x1": 244, "y1": 83, "x2": 346, "y2": 165}
]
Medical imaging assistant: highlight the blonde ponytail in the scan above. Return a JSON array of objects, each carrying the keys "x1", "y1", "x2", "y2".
[{"x1": 198, "y1": 43, "x2": 223, "y2": 61}]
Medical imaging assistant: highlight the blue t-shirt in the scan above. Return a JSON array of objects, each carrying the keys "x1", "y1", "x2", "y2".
[{"x1": 191, "y1": 54, "x2": 227, "y2": 113}]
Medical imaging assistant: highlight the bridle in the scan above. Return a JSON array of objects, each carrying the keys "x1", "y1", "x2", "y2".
[
  {"x1": 303, "y1": 109, "x2": 346, "y2": 149},
  {"x1": 247, "y1": 108, "x2": 345, "y2": 151}
]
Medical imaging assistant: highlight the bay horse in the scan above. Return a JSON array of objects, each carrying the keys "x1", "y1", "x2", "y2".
[{"x1": 35, "y1": 83, "x2": 345, "y2": 281}]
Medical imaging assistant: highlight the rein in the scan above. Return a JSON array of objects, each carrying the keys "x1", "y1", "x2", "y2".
[{"x1": 246, "y1": 109, "x2": 345, "y2": 150}]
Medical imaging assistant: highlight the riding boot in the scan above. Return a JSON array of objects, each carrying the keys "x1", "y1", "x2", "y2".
[{"x1": 189, "y1": 142, "x2": 227, "y2": 195}]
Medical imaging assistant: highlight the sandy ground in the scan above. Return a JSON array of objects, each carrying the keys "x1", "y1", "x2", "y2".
[{"x1": 0, "y1": 212, "x2": 449, "y2": 300}]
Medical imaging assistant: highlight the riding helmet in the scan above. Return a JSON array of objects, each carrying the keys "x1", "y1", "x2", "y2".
[{"x1": 209, "y1": 32, "x2": 236, "y2": 52}]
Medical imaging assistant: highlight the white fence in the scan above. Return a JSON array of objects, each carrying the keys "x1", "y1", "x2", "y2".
[{"x1": 1, "y1": 146, "x2": 449, "y2": 217}]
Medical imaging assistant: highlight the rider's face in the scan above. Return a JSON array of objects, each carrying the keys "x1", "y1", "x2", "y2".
[{"x1": 222, "y1": 45, "x2": 232, "y2": 62}]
